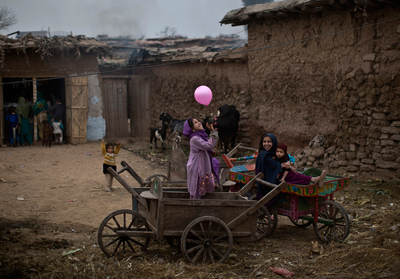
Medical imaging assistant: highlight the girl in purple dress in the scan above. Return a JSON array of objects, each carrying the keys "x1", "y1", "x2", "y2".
[
  {"x1": 276, "y1": 143, "x2": 326, "y2": 186},
  {"x1": 183, "y1": 118, "x2": 220, "y2": 199}
]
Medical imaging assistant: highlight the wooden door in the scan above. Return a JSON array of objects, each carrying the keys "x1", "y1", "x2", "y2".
[
  {"x1": 129, "y1": 76, "x2": 150, "y2": 137},
  {"x1": 102, "y1": 77, "x2": 129, "y2": 138},
  {"x1": 65, "y1": 76, "x2": 88, "y2": 144}
]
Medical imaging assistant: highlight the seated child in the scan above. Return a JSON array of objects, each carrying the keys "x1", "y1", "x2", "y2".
[{"x1": 276, "y1": 143, "x2": 326, "y2": 187}]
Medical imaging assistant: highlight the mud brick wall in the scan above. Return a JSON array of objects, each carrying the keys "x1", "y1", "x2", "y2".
[{"x1": 247, "y1": 7, "x2": 400, "y2": 179}]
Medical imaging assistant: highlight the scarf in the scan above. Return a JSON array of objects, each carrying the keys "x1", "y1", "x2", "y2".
[
  {"x1": 33, "y1": 92, "x2": 49, "y2": 115},
  {"x1": 183, "y1": 118, "x2": 208, "y2": 141},
  {"x1": 16, "y1": 96, "x2": 31, "y2": 119}
]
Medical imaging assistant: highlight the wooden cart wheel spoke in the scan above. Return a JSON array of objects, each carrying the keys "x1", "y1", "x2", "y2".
[
  {"x1": 202, "y1": 248, "x2": 207, "y2": 264},
  {"x1": 212, "y1": 242, "x2": 230, "y2": 248},
  {"x1": 212, "y1": 234, "x2": 229, "y2": 243},
  {"x1": 112, "y1": 239, "x2": 123, "y2": 256},
  {"x1": 186, "y1": 244, "x2": 203, "y2": 254},
  {"x1": 211, "y1": 246, "x2": 225, "y2": 259},
  {"x1": 185, "y1": 238, "x2": 202, "y2": 244},
  {"x1": 199, "y1": 222, "x2": 207, "y2": 239},
  {"x1": 209, "y1": 223, "x2": 223, "y2": 239},
  {"x1": 181, "y1": 216, "x2": 233, "y2": 264},
  {"x1": 188, "y1": 229, "x2": 204, "y2": 242},
  {"x1": 191, "y1": 247, "x2": 205, "y2": 263},
  {"x1": 104, "y1": 224, "x2": 117, "y2": 232},
  {"x1": 124, "y1": 238, "x2": 137, "y2": 253},
  {"x1": 208, "y1": 249, "x2": 215, "y2": 264},
  {"x1": 98, "y1": 209, "x2": 150, "y2": 257},
  {"x1": 112, "y1": 216, "x2": 122, "y2": 229},
  {"x1": 255, "y1": 206, "x2": 272, "y2": 240},
  {"x1": 104, "y1": 237, "x2": 120, "y2": 248},
  {"x1": 313, "y1": 200, "x2": 350, "y2": 243},
  {"x1": 126, "y1": 236, "x2": 146, "y2": 248}
]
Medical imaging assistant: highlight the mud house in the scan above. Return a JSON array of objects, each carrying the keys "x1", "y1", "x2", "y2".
[
  {"x1": 0, "y1": 34, "x2": 110, "y2": 145},
  {"x1": 99, "y1": 35, "x2": 249, "y2": 141},
  {"x1": 220, "y1": 0, "x2": 400, "y2": 179}
]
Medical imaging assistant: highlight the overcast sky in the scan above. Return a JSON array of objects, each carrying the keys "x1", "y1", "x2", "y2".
[{"x1": 1, "y1": 0, "x2": 262, "y2": 39}]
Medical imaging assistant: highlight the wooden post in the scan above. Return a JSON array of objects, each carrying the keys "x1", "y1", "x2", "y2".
[
  {"x1": 32, "y1": 78, "x2": 37, "y2": 142},
  {"x1": 0, "y1": 76, "x2": 3, "y2": 146}
]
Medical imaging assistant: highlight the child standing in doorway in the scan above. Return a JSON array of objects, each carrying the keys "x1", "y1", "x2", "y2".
[
  {"x1": 101, "y1": 139, "x2": 121, "y2": 192},
  {"x1": 275, "y1": 143, "x2": 326, "y2": 187},
  {"x1": 52, "y1": 117, "x2": 64, "y2": 144},
  {"x1": 5, "y1": 106, "x2": 19, "y2": 146}
]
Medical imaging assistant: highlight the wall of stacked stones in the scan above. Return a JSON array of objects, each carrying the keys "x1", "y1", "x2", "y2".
[
  {"x1": 136, "y1": 60, "x2": 253, "y2": 145},
  {"x1": 247, "y1": 7, "x2": 400, "y2": 179}
]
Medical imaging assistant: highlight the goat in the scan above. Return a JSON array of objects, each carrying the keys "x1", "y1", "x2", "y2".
[
  {"x1": 203, "y1": 104, "x2": 240, "y2": 154},
  {"x1": 42, "y1": 120, "x2": 53, "y2": 147},
  {"x1": 159, "y1": 112, "x2": 185, "y2": 134},
  {"x1": 149, "y1": 122, "x2": 168, "y2": 150}
]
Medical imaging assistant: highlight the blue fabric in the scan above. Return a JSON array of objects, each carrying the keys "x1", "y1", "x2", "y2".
[{"x1": 288, "y1": 154, "x2": 295, "y2": 163}]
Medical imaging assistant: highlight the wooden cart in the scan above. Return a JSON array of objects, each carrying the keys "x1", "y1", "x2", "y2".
[
  {"x1": 223, "y1": 155, "x2": 351, "y2": 243},
  {"x1": 97, "y1": 161, "x2": 285, "y2": 263}
]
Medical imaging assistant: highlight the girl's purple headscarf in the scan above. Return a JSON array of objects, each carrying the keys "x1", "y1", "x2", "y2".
[
  {"x1": 183, "y1": 118, "x2": 220, "y2": 183},
  {"x1": 183, "y1": 118, "x2": 208, "y2": 141}
]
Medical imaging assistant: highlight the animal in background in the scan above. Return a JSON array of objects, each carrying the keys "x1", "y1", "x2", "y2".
[
  {"x1": 42, "y1": 120, "x2": 53, "y2": 147},
  {"x1": 149, "y1": 123, "x2": 168, "y2": 150},
  {"x1": 159, "y1": 112, "x2": 185, "y2": 134},
  {"x1": 203, "y1": 104, "x2": 240, "y2": 154}
]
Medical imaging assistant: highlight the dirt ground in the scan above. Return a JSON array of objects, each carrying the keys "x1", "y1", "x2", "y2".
[{"x1": 0, "y1": 138, "x2": 399, "y2": 279}]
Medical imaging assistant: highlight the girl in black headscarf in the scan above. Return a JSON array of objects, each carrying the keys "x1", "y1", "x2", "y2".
[{"x1": 255, "y1": 133, "x2": 282, "y2": 199}]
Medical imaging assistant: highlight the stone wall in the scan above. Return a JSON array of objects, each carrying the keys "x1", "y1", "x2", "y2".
[{"x1": 247, "y1": 7, "x2": 400, "y2": 179}]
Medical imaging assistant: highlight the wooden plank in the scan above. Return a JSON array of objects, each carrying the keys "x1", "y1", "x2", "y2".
[
  {"x1": 0, "y1": 76, "x2": 3, "y2": 145},
  {"x1": 168, "y1": 148, "x2": 187, "y2": 180},
  {"x1": 102, "y1": 75, "x2": 131, "y2": 79}
]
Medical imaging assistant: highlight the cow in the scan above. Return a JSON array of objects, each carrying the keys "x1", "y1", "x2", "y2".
[
  {"x1": 159, "y1": 112, "x2": 185, "y2": 134},
  {"x1": 149, "y1": 122, "x2": 168, "y2": 150},
  {"x1": 42, "y1": 120, "x2": 53, "y2": 147},
  {"x1": 203, "y1": 104, "x2": 240, "y2": 154}
]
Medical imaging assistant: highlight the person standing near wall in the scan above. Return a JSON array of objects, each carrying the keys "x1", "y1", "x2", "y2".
[
  {"x1": 32, "y1": 91, "x2": 49, "y2": 141},
  {"x1": 47, "y1": 99, "x2": 65, "y2": 123},
  {"x1": 16, "y1": 94, "x2": 33, "y2": 147}
]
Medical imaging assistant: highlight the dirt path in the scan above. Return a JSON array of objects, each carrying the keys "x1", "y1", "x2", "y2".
[{"x1": 0, "y1": 139, "x2": 399, "y2": 278}]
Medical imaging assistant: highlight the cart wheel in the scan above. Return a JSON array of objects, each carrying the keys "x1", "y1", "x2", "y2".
[
  {"x1": 98, "y1": 209, "x2": 150, "y2": 257},
  {"x1": 313, "y1": 200, "x2": 350, "y2": 243},
  {"x1": 266, "y1": 205, "x2": 278, "y2": 233},
  {"x1": 255, "y1": 206, "x2": 272, "y2": 241},
  {"x1": 181, "y1": 216, "x2": 233, "y2": 264},
  {"x1": 289, "y1": 214, "x2": 313, "y2": 228},
  {"x1": 143, "y1": 174, "x2": 169, "y2": 187}
]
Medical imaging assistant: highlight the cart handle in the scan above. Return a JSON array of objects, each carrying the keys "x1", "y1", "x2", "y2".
[
  {"x1": 228, "y1": 176, "x2": 287, "y2": 230},
  {"x1": 107, "y1": 166, "x2": 148, "y2": 211},
  {"x1": 120, "y1": 161, "x2": 146, "y2": 187}
]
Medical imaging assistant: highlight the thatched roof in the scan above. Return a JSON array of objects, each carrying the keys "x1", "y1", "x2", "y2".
[
  {"x1": 0, "y1": 33, "x2": 111, "y2": 66},
  {"x1": 220, "y1": 0, "x2": 397, "y2": 26}
]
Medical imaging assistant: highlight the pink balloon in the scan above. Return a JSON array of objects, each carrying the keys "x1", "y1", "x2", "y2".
[{"x1": 194, "y1": 86, "x2": 212, "y2": 106}]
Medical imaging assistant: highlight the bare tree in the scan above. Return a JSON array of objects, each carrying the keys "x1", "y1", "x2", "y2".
[
  {"x1": 0, "y1": 6, "x2": 17, "y2": 31},
  {"x1": 242, "y1": 0, "x2": 274, "y2": 6},
  {"x1": 158, "y1": 26, "x2": 177, "y2": 37}
]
